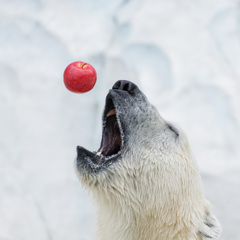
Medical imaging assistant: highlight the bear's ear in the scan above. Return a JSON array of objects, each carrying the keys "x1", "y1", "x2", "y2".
[{"x1": 198, "y1": 211, "x2": 222, "y2": 239}]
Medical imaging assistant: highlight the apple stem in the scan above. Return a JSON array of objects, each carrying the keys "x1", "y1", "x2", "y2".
[{"x1": 82, "y1": 63, "x2": 87, "y2": 68}]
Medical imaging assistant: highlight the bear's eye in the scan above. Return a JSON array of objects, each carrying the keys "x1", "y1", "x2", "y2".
[{"x1": 167, "y1": 124, "x2": 179, "y2": 138}]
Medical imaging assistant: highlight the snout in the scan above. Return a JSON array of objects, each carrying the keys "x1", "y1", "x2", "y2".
[{"x1": 76, "y1": 80, "x2": 148, "y2": 174}]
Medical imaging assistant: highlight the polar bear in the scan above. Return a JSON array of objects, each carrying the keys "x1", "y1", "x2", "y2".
[{"x1": 76, "y1": 80, "x2": 221, "y2": 240}]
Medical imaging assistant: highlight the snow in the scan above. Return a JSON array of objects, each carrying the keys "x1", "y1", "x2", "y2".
[{"x1": 0, "y1": 0, "x2": 239, "y2": 239}]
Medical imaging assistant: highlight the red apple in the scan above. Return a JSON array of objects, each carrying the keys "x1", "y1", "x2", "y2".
[{"x1": 63, "y1": 61, "x2": 97, "y2": 93}]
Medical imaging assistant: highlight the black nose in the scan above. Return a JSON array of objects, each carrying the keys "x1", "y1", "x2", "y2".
[{"x1": 112, "y1": 80, "x2": 137, "y2": 94}]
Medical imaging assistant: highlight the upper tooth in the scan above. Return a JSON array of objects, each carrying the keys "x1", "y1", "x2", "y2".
[{"x1": 107, "y1": 109, "x2": 116, "y2": 117}]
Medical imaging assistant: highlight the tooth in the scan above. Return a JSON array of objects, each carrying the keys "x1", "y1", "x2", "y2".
[
  {"x1": 107, "y1": 109, "x2": 116, "y2": 117},
  {"x1": 96, "y1": 151, "x2": 102, "y2": 156}
]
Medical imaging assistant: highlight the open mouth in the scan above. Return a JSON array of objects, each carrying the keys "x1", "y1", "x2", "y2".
[
  {"x1": 95, "y1": 97, "x2": 122, "y2": 159},
  {"x1": 76, "y1": 93, "x2": 123, "y2": 173}
]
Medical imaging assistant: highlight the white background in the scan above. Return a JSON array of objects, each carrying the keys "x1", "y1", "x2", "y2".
[{"x1": 0, "y1": 0, "x2": 240, "y2": 239}]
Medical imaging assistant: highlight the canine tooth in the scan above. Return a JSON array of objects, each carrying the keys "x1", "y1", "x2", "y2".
[
  {"x1": 107, "y1": 109, "x2": 116, "y2": 117},
  {"x1": 96, "y1": 151, "x2": 102, "y2": 156}
]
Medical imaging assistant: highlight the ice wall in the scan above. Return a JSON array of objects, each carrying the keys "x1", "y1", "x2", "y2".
[{"x1": 0, "y1": 0, "x2": 240, "y2": 239}]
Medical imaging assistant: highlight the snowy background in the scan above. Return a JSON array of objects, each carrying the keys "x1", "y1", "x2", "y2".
[{"x1": 0, "y1": 0, "x2": 240, "y2": 239}]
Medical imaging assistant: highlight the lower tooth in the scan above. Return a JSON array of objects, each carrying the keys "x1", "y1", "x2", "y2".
[{"x1": 96, "y1": 151, "x2": 102, "y2": 156}]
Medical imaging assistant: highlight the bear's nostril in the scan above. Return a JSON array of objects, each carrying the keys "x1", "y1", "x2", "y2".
[
  {"x1": 112, "y1": 80, "x2": 137, "y2": 94},
  {"x1": 112, "y1": 80, "x2": 121, "y2": 90},
  {"x1": 122, "y1": 83, "x2": 129, "y2": 91}
]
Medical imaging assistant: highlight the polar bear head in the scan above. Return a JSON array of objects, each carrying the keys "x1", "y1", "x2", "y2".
[{"x1": 76, "y1": 80, "x2": 221, "y2": 240}]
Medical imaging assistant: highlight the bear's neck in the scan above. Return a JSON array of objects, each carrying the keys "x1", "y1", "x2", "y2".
[{"x1": 95, "y1": 199, "x2": 203, "y2": 240}]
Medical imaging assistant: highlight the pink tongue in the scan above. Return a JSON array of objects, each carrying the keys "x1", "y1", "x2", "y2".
[{"x1": 107, "y1": 109, "x2": 116, "y2": 117}]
